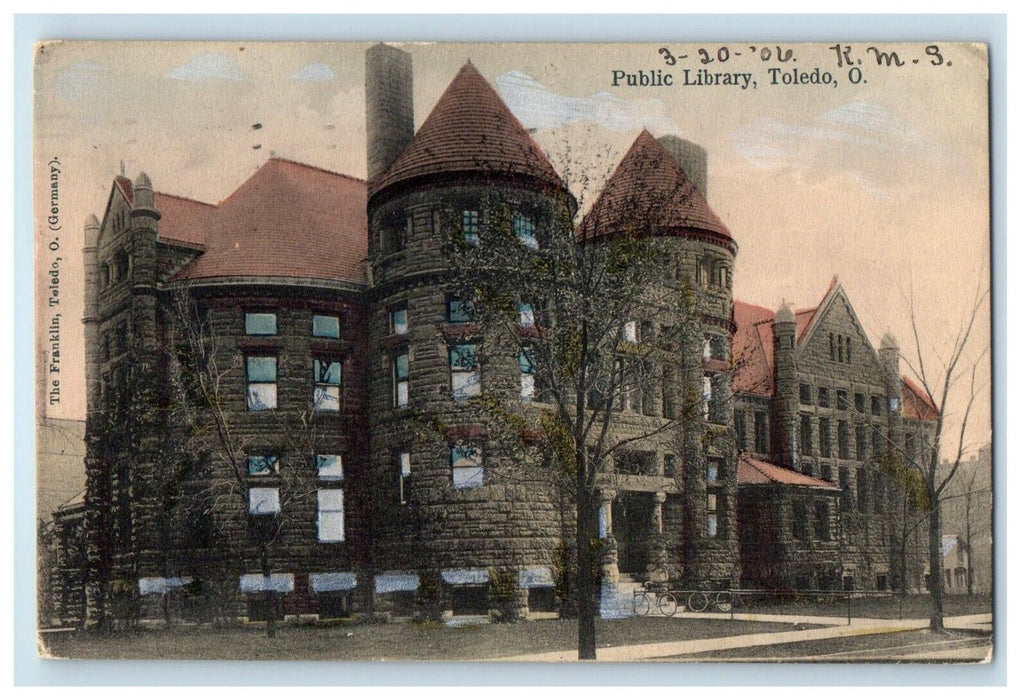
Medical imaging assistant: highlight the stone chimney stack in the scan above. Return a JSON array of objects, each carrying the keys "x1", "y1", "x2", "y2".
[
  {"x1": 82, "y1": 214, "x2": 101, "y2": 411},
  {"x1": 771, "y1": 301, "x2": 799, "y2": 470},
  {"x1": 366, "y1": 43, "x2": 414, "y2": 182},
  {"x1": 657, "y1": 135, "x2": 708, "y2": 199}
]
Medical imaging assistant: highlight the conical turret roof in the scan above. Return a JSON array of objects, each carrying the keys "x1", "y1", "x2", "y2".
[
  {"x1": 580, "y1": 130, "x2": 732, "y2": 241},
  {"x1": 370, "y1": 62, "x2": 564, "y2": 199}
]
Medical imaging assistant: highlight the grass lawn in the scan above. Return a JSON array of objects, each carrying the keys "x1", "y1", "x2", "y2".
[
  {"x1": 40, "y1": 616, "x2": 822, "y2": 661},
  {"x1": 732, "y1": 593, "x2": 992, "y2": 621}
]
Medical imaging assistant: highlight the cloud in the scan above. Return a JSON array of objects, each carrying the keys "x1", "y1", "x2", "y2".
[
  {"x1": 496, "y1": 71, "x2": 676, "y2": 134},
  {"x1": 731, "y1": 101, "x2": 950, "y2": 193},
  {"x1": 53, "y1": 62, "x2": 113, "y2": 104},
  {"x1": 167, "y1": 53, "x2": 246, "y2": 82},
  {"x1": 291, "y1": 63, "x2": 335, "y2": 82}
]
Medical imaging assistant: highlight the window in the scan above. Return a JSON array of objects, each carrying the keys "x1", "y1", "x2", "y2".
[
  {"x1": 115, "y1": 250, "x2": 131, "y2": 282},
  {"x1": 398, "y1": 452, "x2": 412, "y2": 504},
  {"x1": 791, "y1": 501, "x2": 808, "y2": 540},
  {"x1": 664, "y1": 454, "x2": 679, "y2": 478},
  {"x1": 800, "y1": 383, "x2": 812, "y2": 405},
  {"x1": 871, "y1": 396, "x2": 882, "y2": 416},
  {"x1": 702, "y1": 338, "x2": 712, "y2": 362},
  {"x1": 312, "y1": 314, "x2": 340, "y2": 339},
  {"x1": 513, "y1": 212, "x2": 537, "y2": 250},
  {"x1": 248, "y1": 454, "x2": 279, "y2": 476},
  {"x1": 246, "y1": 356, "x2": 278, "y2": 410},
  {"x1": 249, "y1": 487, "x2": 280, "y2": 515},
  {"x1": 707, "y1": 492, "x2": 720, "y2": 538},
  {"x1": 245, "y1": 313, "x2": 277, "y2": 336},
  {"x1": 100, "y1": 264, "x2": 110, "y2": 288},
  {"x1": 838, "y1": 421, "x2": 850, "y2": 459},
  {"x1": 855, "y1": 393, "x2": 866, "y2": 413},
  {"x1": 461, "y1": 209, "x2": 480, "y2": 246},
  {"x1": 621, "y1": 321, "x2": 638, "y2": 344},
  {"x1": 317, "y1": 454, "x2": 342, "y2": 481},
  {"x1": 447, "y1": 298, "x2": 472, "y2": 324},
  {"x1": 815, "y1": 501, "x2": 831, "y2": 540},
  {"x1": 662, "y1": 367, "x2": 676, "y2": 419},
  {"x1": 314, "y1": 359, "x2": 342, "y2": 412},
  {"x1": 389, "y1": 305, "x2": 408, "y2": 335},
  {"x1": 707, "y1": 457, "x2": 724, "y2": 483},
  {"x1": 839, "y1": 466, "x2": 852, "y2": 511},
  {"x1": 754, "y1": 412, "x2": 769, "y2": 453},
  {"x1": 392, "y1": 351, "x2": 409, "y2": 408},
  {"x1": 872, "y1": 425, "x2": 884, "y2": 457},
  {"x1": 800, "y1": 415, "x2": 813, "y2": 456},
  {"x1": 819, "y1": 419, "x2": 831, "y2": 457},
  {"x1": 856, "y1": 425, "x2": 868, "y2": 460},
  {"x1": 517, "y1": 302, "x2": 534, "y2": 328},
  {"x1": 818, "y1": 387, "x2": 830, "y2": 408},
  {"x1": 846, "y1": 337, "x2": 852, "y2": 364},
  {"x1": 380, "y1": 210, "x2": 407, "y2": 254},
  {"x1": 519, "y1": 348, "x2": 535, "y2": 402},
  {"x1": 317, "y1": 489, "x2": 344, "y2": 542},
  {"x1": 702, "y1": 375, "x2": 712, "y2": 421},
  {"x1": 837, "y1": 390, "x2": 848, "y2": 411},
  {"x1": 857, "y1": 468, "x2": 869, "y2": 512},
  {"x1": 874, "y1": 472, "x2": 885, "y2": 513},
  {"x1": 450, "y1": 344, "x2": 481, "y2": 401},
  {"x1": 734, "y1": 410, "x2": 747, "y2": 449},
  {"x1": 451, "y1": 444, "x2": 483, "y2": 488}
]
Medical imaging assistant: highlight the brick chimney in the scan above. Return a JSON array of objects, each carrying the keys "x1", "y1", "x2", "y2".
[
  {"x1": 657, "y1": 135, "x2": 708, "y2": 199},
  {"x1": 366, "y1": 43, "x2": 414, "y2": 181}
]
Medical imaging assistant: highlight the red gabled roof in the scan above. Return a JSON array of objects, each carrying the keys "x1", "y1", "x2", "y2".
[
  {"x1": 737, "y1": 453, "x2": 838, "y2": 489},
  {"x1": 153, "y1": 193, "x2": 214, "y2": 249},
  {"x1": 732, "y1": 300, "x2": 775, "y2": 397},
  {"x1": 579, "y1": 130, "x2": 732, "y2": 240},
  {"x1": 370, "y1": 61, "x2": 563, "y2": 198},
  {"x1": 732, "y1": 277, "x2": 839, "y2": 397},
  {"x1": 171, "y1": 158, "x2": 367, "y2": 284},
  {"x1": 902, "y1": 376, "x2": 940, "y2": 421}
]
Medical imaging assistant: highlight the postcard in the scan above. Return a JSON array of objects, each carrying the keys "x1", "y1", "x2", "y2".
[{"x1": 34, "y1": 40, "x2": 992, "y2": 663}]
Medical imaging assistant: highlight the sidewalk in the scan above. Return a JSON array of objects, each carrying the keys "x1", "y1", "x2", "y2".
[{"x1": 496, "y1": 613, "x2": 992, "y2": 662}]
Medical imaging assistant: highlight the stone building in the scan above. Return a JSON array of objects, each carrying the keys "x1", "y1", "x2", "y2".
[
  {"x1": 732, "y1": 280, "x2": 939, "y2": 591},
  {"x1": 57, "y1": 44, "x2": 938, "y2": 627}
]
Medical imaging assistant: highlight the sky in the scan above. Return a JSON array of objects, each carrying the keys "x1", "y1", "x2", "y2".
[{"x1": 33, "y1": 41, "x2": 991, "y2": 459}]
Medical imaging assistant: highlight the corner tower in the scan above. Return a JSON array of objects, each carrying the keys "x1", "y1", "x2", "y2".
[
  {"x1": 365, "y1": 49, "x2": 573, "y2": 616},
  {"x1": 580, "y1": 131, "x2": 740, "y2": 588}
]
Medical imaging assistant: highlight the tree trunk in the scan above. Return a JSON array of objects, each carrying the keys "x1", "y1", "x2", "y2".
[
  {"x1": 576, "y1": 486, "x2": 597, "y2": 660},
  {"x1": 928, "y1": 494, "x2": 945, "y2": 631},
  {"x1": 261, "y1": 548, "x2": 277, "y2": 639},
  {"x1": 965, "y1": 493, "x2": 975, "y2": 595}
]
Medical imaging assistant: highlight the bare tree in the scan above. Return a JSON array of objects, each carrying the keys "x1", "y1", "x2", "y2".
[
  {"x1": 901, "y1": 276, "x2": 989, "y2": 631},
  {"x1": 443, "y1": 147, "x2": 705, "y2": 659},
  {"x1": 164, "y1": 287, "x2": 324, "y2": 637}
]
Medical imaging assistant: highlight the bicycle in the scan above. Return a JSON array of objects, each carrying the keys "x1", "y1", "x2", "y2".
[
  {"x1": 632, "y1": 581, "x2": 678, "y2": 617},
  {"x1": 685, "y1": 586, "x2": 732, "y2": 613}
]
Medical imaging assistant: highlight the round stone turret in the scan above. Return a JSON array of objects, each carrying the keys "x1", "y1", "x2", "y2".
[{"x1": 131, "y1": 171, "x2": 160, "y2": 219}]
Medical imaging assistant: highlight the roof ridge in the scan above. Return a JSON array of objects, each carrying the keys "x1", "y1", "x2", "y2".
[
  {"x1": 268, "y1": 156, "x2": 367, "y2": 184},
  {"x1": 155, "y1": 191, "x2": 217, "y2": 207}
]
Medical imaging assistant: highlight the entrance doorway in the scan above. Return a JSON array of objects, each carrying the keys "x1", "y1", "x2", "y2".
[{"x1": 612, "y1": 492, "x2": 652, "y2": 576}]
